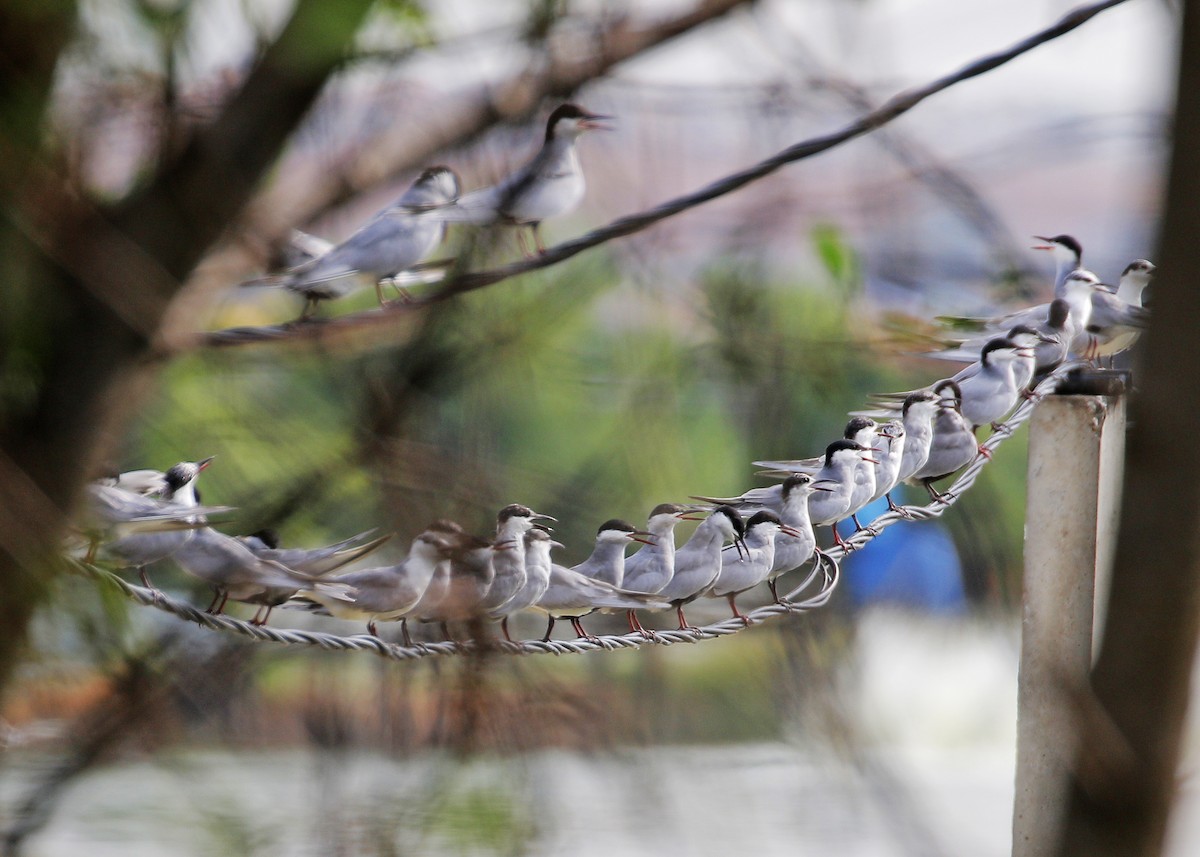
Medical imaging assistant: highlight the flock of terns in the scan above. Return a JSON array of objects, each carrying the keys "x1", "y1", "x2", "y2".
[{"x1": 77, "y1": 104, "x2": 1153, "y2": 647}]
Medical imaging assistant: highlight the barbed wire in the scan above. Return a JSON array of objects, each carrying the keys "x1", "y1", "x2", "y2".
[
  {"x1": 197, "y1": 0, "x2": 1132, "y2": 350},
  {"x1": 71, "y1": 363, "x2": 1081, "y2": 662}
]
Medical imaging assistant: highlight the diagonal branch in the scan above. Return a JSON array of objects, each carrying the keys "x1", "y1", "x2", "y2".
[{"x1": 198, "y1": 0, "x2": 1133, "y2": 350}]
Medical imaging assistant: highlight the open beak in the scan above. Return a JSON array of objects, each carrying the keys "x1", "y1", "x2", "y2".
[
  {"x1": 1031, "y1": 235, "x2": 1053, "y2": 250},
  {"x1": 733, "y1": 537, "x2": 748, "y2": 561},
  {"x1": 780, "y1": 524, "x2": 804, "y2": 538},
  {"x1": 581, "y1": 113, "x2": 614, "y2": 131},
  {"x1": 631, "y1": 529, "x2": 656, "y2": 546},
  {"x1": 532, "y1": 512, "x2": 558, "y2": 523},
  {"x1": 197, "y1": 456, "x2": 216, "y2": 471},
  {"x1": 861, "y1": 455, "x2": 879, "y2": 464}
]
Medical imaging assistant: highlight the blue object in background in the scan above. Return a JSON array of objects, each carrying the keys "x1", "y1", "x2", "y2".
[{"x1": 839, "y1": 492, "x2": 967, "y2": 613}]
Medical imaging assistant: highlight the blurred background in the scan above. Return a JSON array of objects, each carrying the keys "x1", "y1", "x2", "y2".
[{"x1": 1, "y1": 0, "x2": 1193, "y2": 855}]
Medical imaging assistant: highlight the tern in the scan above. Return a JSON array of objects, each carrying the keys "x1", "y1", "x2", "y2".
[
  {"x1": 1082, "y1": 259, "x2": 1154, "y2": 362},
  {"x1": 235, "y1": 529, "x2": 391, "y2": 625},
  {"x1": 172, "y1": 527, "x2": 352, "y2": 619},
  {"x1": 449, "y1": 104, "x2": 611, "y2": 255},
  {"x1": 868, "y1": 420, "x2": 906, "y2": 506},
  {"x1": 534, "y1": 520, "x2": 663, "y2": 640},
  {"x1": 935, "y1": 270, "x2": 1100, "y2": 358},
  {"x1": 1032, "y1": 234, "x2": 1085, "y2": 295},
  {"x1": 927, "y1": 302, "x2": 1073, "y2": 377},
  {"x1": 656, "y1": 506, "x2": 745, "y2": 631},
  {"x1": 748, "y1": 439, "x2": 876, "y2": 549},
  {"x1": 240, "y1": 166, "x2": 460, "y2": 318},
  {"x1": 492, "y1": 527, "x2": 561, "y2": 641},
  {"x1": 870, "y1": 338, "x2": 1030, "y2": 431},
  {"x1": 908, "y1": 380, "x2": 979, "y2": 502},
  {"x1": 84, "y1": 458, "x2": 223, "y2": 586},
  {"x1": 289, "y1": 528, "x2": 453, "y2": 640},
  {"x1": 760, "y1": 474, "x2": 828, "y2": 602},
  {"x1": 620, "y1": 503, "x2": 697, "y2": 635},
  {"x1": 484, "y1": 504, "x2": 557, "y2": 640},
  {"x1": 707, "y1": 510, "x2": 790, "y2": 623}
]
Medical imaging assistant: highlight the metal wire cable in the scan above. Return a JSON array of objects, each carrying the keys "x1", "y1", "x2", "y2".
[{"x1": 71, "y1": 364, "x2": 1078, "y2": 661}]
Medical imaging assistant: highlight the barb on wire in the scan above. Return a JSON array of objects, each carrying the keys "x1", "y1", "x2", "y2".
[
  {"x1": 71, "y1": 361, "x2": 1078, "y2": 662},
  {"x1": 199, "y1": 0, "x2": 1131, "y2": 350}
]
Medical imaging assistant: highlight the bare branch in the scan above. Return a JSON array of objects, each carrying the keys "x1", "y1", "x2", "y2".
[{"x1": 198, "y1": 0, "x2": 1133, "y2": 351}]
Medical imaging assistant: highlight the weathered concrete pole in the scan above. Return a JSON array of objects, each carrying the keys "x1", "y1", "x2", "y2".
[{"x1": 1012, "y1": 378, "x2": 1127, "y2": 857}]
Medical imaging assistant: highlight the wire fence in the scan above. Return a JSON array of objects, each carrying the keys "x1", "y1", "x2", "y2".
[{"x1": 72, "y1": 363, "x2": 1081, "y2": 662}]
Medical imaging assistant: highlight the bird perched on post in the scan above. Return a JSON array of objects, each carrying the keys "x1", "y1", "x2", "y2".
[
  {"x1": 240, "y1": 166, "x2": 461, "y2": 319},
  {"x1": 448, "y1": 104, "x2": 612, "y2": 255}
]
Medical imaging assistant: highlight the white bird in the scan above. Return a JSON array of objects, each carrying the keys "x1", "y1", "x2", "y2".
[
  {"x1": 893, "y1": 390, "x2": 940, "y2": 496},
  {"x1": 761, "y1": 474, "x2": 828, "y2": 602},
  {"x1": 870, "y1": 338, "x2": 1031, "y2": 431},
  {"x1": 868, "y1": 420, "x2": 906, "y2": 506},
  {"x1": 1032, "y1": 234, "x2": 1085, "y2": 296},
  {"x1": 620, "y1": 503, "x2": 696, "y2": 635},
  {"x1": 749, "y1": 439, "x2": 876, "y2": 550},
  {"x1": 289, "y1": 528, "x2": 453, "y2": 640},
  {"x1": 656, "y1": 506, "x2": 745, "y2": 631},
  {"x1": 172, "y1": 527, "x2": 351, "y2": 618},
  {"x1": 534, "y1": 520, "x2": 661, "y2": 640},
  {"x1": 909, "y1": 380, "x2": 980, "y2": 502},
  {"x1": 1082, "y1": 259, "x2": 1154, "y2": 363},
  {"x1": 235, "y1": 529, "x2": 391, "y2": 625},
  {"x1": 493, "y1": 526, "x2": 561, "y2": 641},
  {"x1": 240, "y1": 166, "x2": 460, "y2": 318},
  {"x1": 83, "y1": 458, "x2": 225, "y2": 586},
  {"x1": 924, "y1": 301, "x2": 1073, "y2": 376},
  {"x1": 416, "y1": 533, "x2": 497, "y2": 640},
  {"x1": 480, "y1": 504, "x2": 557, "y2": 633},
  {"x1": 707, "y1": 510, "x2": 790, "y2": 623},
  {"x1": 936, "y1": 270, "x2": 1100, "y2": 358},
  {"x1": 449, "y1": 104, "x2": 611, "y2": 255}
]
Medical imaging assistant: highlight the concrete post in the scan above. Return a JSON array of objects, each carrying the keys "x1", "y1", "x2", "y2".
[{"x1": 1012, "y1": 390, "x2": 1126, "y2": 857}]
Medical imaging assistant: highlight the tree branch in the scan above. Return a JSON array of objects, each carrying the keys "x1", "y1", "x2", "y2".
[{"x1": 198, "y1": 0, "x2": 1133, "y2": 351}]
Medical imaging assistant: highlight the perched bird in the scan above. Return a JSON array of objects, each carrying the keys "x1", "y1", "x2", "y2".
[
  {"x1": 707, "y1": 510, "x2": 790, "y2": 623},
  {"x1": 656, "y1": 506, "x2": 745, "y2": 631},
  {"x1": 761, "y1": 475, "x2": 828, "y2": 602},
  {"x1": 867, "y1": 420, "x2": 907, "y2": 506},
  {"x1": 925, "y1": 301, "x2": 1073, "y2": 377},
  {"x1": 1082, "y1": 259, "x2": 1154, "y2": 363},
  {"x1": 172, "y1": 527, "x2": 351, "y2": 619},
  {"x1": 481, "y1": 504, "x2": 557, "y2": 632},
  {"x1": 749, "y1": 439, "x2": 876, "y2": 549},
  {"x1": 416, "y1": 533, "x2": 497, "y2": 640},
  {"x1": 493, "y1": 526, "x2": 561, "y2": 641},
  {"x1": 289, "y1": 528, "x2": 453, "y2": 640},
  {"x1": 406, "y1": 519, "x2": 468, "y2": 624},
  {"x1": 534, "y1": 520, "x2": 660, "y2": 640},
  {"x1": 935, "y1": 270, "x2": 1100, "y2": 358},
  {"x1": 83, "y1": 458, "x2": 224, "y2": 586},
  {"x1": 892, "y1": 391, "x2": 940, "y2": 506},
  {"x1": 1032, "y1": 234, "x2": 1085, "y2": 296},
  {"x1": 235, "y1": 529, "x2": 391, "y2": 625},
  {"x1": 450, "y1": 104, "x2": 611, "y2": 255},
  {"x1": 620, "y1": 503, "x2": 697, "y2": 635},
  {"x1": 870, "y1": 338, "x2": 1030, "y2": 432},
  {"x1": 240, "y1": 166, "x2": 460, "y2": 319},
  {"x1": 909, "y1": 381, "x2": 979, "y2": 501}
]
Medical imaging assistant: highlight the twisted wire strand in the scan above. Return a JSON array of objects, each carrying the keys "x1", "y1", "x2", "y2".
[
  {"x1": 70, "y1": 552, "x2": 840, "y2": 661},
  {"x1": 72, "y1": 364, "x2": 1076, "y2": 661}
]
